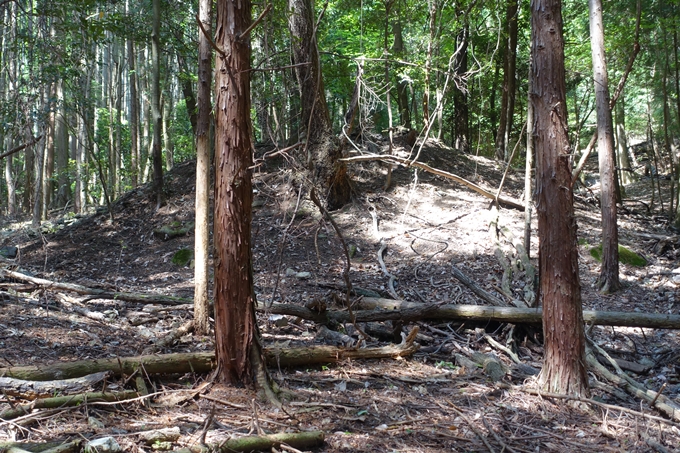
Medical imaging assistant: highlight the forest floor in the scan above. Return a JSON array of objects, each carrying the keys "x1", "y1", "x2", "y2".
[{"x1": 0, "y1": 136, "x2": 679, "y2": 452}]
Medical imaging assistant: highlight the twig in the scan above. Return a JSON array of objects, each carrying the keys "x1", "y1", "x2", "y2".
[
  {"x1": 195, "y1": 13, "x2": 225, "y2": 57},
  {"x1": 506, "y1": 385, "x2": 680, "y2": 428},
  {"x1": 269, "y1": 184, "x2": 304, "y2": 306},
  {"x1": 377, "y1": 240, "x2": 399, "y2": 300},
  {"x1": 495, "y1": 122, "x2": 526, "y2": 203},
  {"x1": 446, "y1": 400, "x2": 497, "y2": 453},
  {"x1": 0, "y1": 134, "x2": 43, "y2": 160},
  {"x1": 310, "y1": 188, "x2": 368, "y2": 341},
  {"x1": 484, "y1": 334, "x2": 521, "y2": 364},
  {"x1": 200, "y1": 394, "x2": 247, "y2": 409},
  {"x1": 482, "y1": 416, "x2": 519, "y2": 453},
  {"x1": 239, "y1": 3, "x2": 272, "y2": 41},
  {"x1": 261, "y1": 141, "x2": 303, "y2": 160},
  {"x1": 198, "y1": 405, "x2": 215, "y2": 445}
]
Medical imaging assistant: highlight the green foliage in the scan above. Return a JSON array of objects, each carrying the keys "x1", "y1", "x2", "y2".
[
  {"x1": 170, "y1": 99, "x2": 195, "y2": 162},
  {"x1": 589, "y1": 244, "x2": 647, "y2": 267},
  {"x1": 171, "y1": 248, "x2": 193, "y2": 267}
]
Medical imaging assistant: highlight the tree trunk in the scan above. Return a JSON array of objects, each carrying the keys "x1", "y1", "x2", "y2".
[
  {"x1": 194, "y1": 0, "x2": 212, "y2": 336},
  {"x1": 177, "y1": 53, "x2": 198, "y2": 138},
  {"x1": 44, "y1": 81, "x2": 55, "y2": 214},
  {"x1": 453, "y1": 23, "x2": 469, "y2": 153},
  {"x1": 589, "y1": 0, "x2": 620, "y2": 293},
  {"x1": 615, "y1": 98, "x2": 634, "y2": 186},
  {"x1": 151, "y1": 0, "x2": 164, "y2": 209},
  {"x1": 288, "y1": 0, "x2": 351, "y2": 209},
  {"x1": 127, "y1": 5, "x2": 140, "y2": 188},
  {"x1": 391, "y1": 19, "x2": 411, "y2": 129},
  {"x1": 422, "y1": 0, "x2": 436, "y2": 134},
  {"x1": 524, "y1": 75, "x2": 534, "y2": 258},
  {"x1": 55, "y1": 78, "x2": 70, "y2": 207},
  {"x1": 495, "y1": 0, "x2": 519, "y2": 161},
  {"x1": 213, "y1": 0, "x2": 261, "y2": 385},
  {"x1": 531, "y1": 0, "x2": 589, "y2": 397},
  {"x1": 163, "y1": 91, "x2": 174, "y2": 171}
]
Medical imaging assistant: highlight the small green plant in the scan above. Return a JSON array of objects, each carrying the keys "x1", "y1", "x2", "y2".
[
  {"x1": 435, "y1": 360, "x2": 457, "y2": 370},
  {"x1": 172, "y1": 248, "x2": 193, "y2": 266},
  {"x1": 589, "y1": 244, "x2": 647, "y2": 267}
]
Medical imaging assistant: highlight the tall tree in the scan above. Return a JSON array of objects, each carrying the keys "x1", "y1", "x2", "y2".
[
  {"x1": 589, "y1": 0, "x2": 620, "y2": 293},
  {"x1": 213, "y1": 0, "x2": 263, "y2": 384},
  {"x1": 531, "y1": 0, "x2": 589, "y2": 396},
  {"x1": 495, "y1": 0, "x2": 519, "y2": 161},
  {"x1": 151, "y1": 0, "x2": 164, "y2": 208},
  {"x1": 289, "y1": 0, "x2": 351, "y2": 209},
  {"x1": 452, "y1": 21, "x2": 469, "y2": 153},
  {"x1": 194, "y1": 0, "x2": 212, "y2": 336}
]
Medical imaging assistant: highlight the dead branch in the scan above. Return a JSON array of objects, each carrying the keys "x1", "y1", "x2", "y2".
[
  {"x1": 0, "y1": 135, "x2": 43, "y2": 161},
  {"x1": 450, "y1": 265, "x2": 507, "y2": 306},
  {"x1": 172, "y1": 431, "x2": 325, "y2": 453},
  {"x1": 586, "y1": 345, "x2": 680, "y2": 422},
  {"x1": 1, "y1": 269, "x2": 192, "y2": 305},
  {"x1": 341, "y1": 153, "x2": 524, "y2": 210},
  {"x1": 354, "y1": 297, "x2": 680, "y2": 329},
  {"x1": 0, "y1": 371, "x2": 111, "y2": 400},
  {"x1": 0, "y1": 336, "x2": 419, "y2": 382},
  {"x1": 0, "y1": 390, "x2": 139, "y2": 421}
]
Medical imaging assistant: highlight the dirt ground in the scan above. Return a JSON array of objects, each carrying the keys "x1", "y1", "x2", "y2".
[{"x1": 1, "y1": 138, "x2": 679, "y2": 452}]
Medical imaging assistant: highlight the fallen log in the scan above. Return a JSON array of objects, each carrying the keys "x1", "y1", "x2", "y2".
[
  {"x1": 586, "y1": 346, "x2": 680, "y2": 422},
  {"x1": 0, "y1": 334, "x2": 419, "y2": 381},
  {"x1": 354, "y1": 297, "x2": 680, "y2": 329},
  {"x1": 0, "y1": 269, "x2": 191, "y2": 306},
  {"x1": 0, "y1": 390, "x2": 139, "y2": 421},
  {"x1": 172, "y1": 431, "x2": 325, "y2": 453},
  {"x1": 0, "y1": 371, "x2": 111, "y2": 399},
  {"x1": 0, "y1": 352, "x2": 216, "y2": 381}
]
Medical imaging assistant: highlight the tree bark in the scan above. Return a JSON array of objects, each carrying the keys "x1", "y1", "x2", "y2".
[
  {"x1": 531, "y1": 0, "x2": 589, "y2": 397},
  {"x1": 127, "y1": 27, "x2": 140, "y2": 188},
  {"x1": 495, "y1": 0, "x2": 519, "y2": 161},
  {"x1": 391, "y1": 19, "x2": 411, "y2": 129},
  {"x1": 151, "y1": 0, "x2": 164, "y2": 209},
  {"x1": 213, "y1": 0, "x2": 261, "y2": 385},
  {"x1": 453, "y1": 23, "x2": 469, "y2": 153},
  {"x1": 194, "y1": 0, "x2": 212, "y2": 336},
  {"x1": 589, "y1": 0, "x2": 620, "y2": 293},
  {"x1": 288, "y1": 0, "x2": 351, "y2": 209}
]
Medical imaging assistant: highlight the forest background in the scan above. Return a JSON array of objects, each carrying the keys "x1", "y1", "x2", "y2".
[{"x1": 0, "y1": 0, "x2": 675, "y2": 225}]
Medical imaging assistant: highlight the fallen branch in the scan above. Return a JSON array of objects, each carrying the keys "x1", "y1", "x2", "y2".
[
  {"x1": 1, "y1": 269, "x2": 192, "y2": 305},
  {"x1": 0, "y1": 335, "x2": 419, "y2": 381},
  {"x1": 0, "y1": 371, "x2": 111, "y2": 400},
  {"x1": 173, "y1": 430, "x2": 325, "y2": 453},
  {"x1": 450, "y1": 265, "x2": 506, "y2": 306},
  {"x1": 354, "y1": 297, "x2": 680, "y2": 330},
  {"x1": 505, "y1": 384, "x2": 680, "y2": 429},
  {"x1": 341, "y1": 153, "x2": 524, "y2": 210},
  {"x1": 0, "y1": 390, "x2": 139, "y2": 421},
  {"x1": 586, "y1": 345, "x2": 680, "y2": 422}
]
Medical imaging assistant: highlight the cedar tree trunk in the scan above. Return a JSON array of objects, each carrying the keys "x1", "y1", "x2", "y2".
[
  {"x1": 495, "y1": 0, "x2": 519, "y2": 161},
  {"x1": 589, "y1": 0, "x2": 620, "y2": 293},
  {"x1": 531, "y1": 0, "x2": 589, "y2": 397},
  {"x1": 453, "y1": 24, "x2": 469, "y2": 153},
  {"x1": 151, "y1": 0, "x2": 164, "y2": 209},
  {"x1": 194, "y1": 0, "x2": 212, "y2": 336},
  {"x1": 213, "y1": 0, "x2": 261, "y2": 384},
  {"x1": 288, "y1": 0, "x2": 351, "y2": 209}
]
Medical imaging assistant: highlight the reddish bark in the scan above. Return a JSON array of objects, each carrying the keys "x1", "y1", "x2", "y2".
[
  {"x1": 530, "y1": 0, "x2": 589, "y2": 396},
  {"x1": 213, "y1": 0, "x2": 260, "y2": 385}
]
